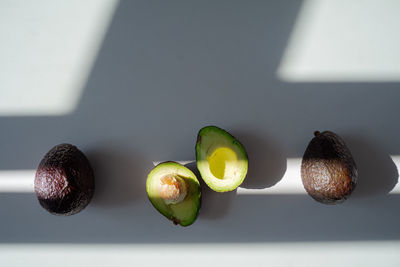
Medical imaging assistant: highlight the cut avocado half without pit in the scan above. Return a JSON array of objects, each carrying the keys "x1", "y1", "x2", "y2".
[
  {"x1": 196, "y1": 126, "x2": 248, "y2": 192},
  {"x1": 146, "y1": 161, "x2": 201, "y2": 226}
]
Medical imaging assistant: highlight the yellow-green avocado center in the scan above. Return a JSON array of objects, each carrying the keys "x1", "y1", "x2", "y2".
[{"x1": 207, "y1": 147, "x2": 237, "y2": 179}]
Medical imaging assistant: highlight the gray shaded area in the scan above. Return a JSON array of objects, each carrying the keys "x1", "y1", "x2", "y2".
[{"x1": 0, "y1": 0, "x2": 399, "y2": 243}]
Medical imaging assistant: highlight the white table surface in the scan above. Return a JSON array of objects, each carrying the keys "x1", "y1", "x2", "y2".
[{"x1": 1, "y1": 1, "x2": 400, "y2": 266}]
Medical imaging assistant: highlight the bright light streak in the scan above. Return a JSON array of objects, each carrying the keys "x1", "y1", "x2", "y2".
[
  {"x1": 0, "y1": 170, "x2": 34, "y2": 193},
  {"x1": 153, "y1": 161, "x2": 195, "y2": 166},
  {"x1": 389, "y1": 155, "x2": 400, "y2": 193},
  {"x1": 237, "y1": 158, "x2": 303, "y2": 194},
  {"x1": 239, "y1": 156, "x2": 400, "y2": 195},
  {"x1": 1, "y1": 155, "x2": 398, "y2": 194},
  {"x1": 0, "y1": 0, "x2": 119, "y2": 116},
  {"x1": 277, "y1": 0, "x2": 400, "y2": 82},
  {"x1": 0, "y1": 242, "x2": 399, "y2": 267},
  {"x1": 154, "y1": 157, "x2": 400, "y2": 195}
]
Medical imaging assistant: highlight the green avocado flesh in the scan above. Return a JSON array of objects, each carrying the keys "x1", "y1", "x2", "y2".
[
  {"x1": 196, "y1": 126, "x2": 248, "y2": 192},
  {"x1": 146, "y1": 162, "x2": 201, "y2": 226}
]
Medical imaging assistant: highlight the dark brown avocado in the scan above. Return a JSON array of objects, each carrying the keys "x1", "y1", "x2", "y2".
[
  {"x1": 301, "y1": 131, "x2": 357, "y2": 204},
  {"x1": 34, "y1": 144, "x2": 95, "y2": 215}
]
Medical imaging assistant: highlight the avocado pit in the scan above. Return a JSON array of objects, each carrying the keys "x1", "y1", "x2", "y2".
[{"x1": 158, "y1": 174, "x2": 187, "y2": 205}]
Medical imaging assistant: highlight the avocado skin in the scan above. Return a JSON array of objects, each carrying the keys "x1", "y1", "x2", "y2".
[
  {"x1": 34, "y1": 144, "x2": 95, "y2": 215},
  {"x1": 301, "y1": 131, "x2": 357, "y2": 204}
]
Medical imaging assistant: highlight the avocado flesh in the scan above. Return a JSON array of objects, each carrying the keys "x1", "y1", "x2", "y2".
[
  {"x1": 301, "y1": 131, "x2": 358, "y2": 204},
  {"x1": 146, "y1": 162, "x2": 201, "y2": 227},
  {"x1": 196, "y1": 126, "x2": 248, "y2": 192},
  {"x1": 34, "y1": 144, "x2": 95, "y2": 215}
]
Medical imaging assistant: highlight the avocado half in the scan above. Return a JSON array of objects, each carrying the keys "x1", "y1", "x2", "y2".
[
  {"x1": 146, "y1": 161, "x2": 201, "y2": 227},
  {"x1": 34, "y1": 144, "x2": 95, "y2": 215},
  {"x1": 196, "y1": 126, "x2": 248, "y2": 192},
  {"x1": 301, "y1": 131, "x2": 358, "y2": 204}
]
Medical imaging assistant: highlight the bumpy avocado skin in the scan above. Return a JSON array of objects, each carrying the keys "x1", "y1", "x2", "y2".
[
  {"x1": 34, "y1": 144, "x2": 95, "y2": 215},
  {"x1": 301, "y1": 131, "x2": 358, "y2": 204}
]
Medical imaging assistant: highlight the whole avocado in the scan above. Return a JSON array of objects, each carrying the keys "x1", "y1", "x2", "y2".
[
  {"x1": 301, "y1": 131, "x2": 357, "y2": 204},
  {"x1": 34, "y1": 144, "x2": 95, "y2": 215}
]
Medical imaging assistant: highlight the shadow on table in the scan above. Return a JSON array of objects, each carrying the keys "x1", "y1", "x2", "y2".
[{"x1": 0, "y1": 0, "x2": 399, "y2": 244}]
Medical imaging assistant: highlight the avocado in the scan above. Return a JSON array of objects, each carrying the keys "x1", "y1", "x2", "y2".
[
  {"x1": 301, "y1": 131, "x2": 358, "y2": 204},
  {"x1": 34, "y1": 144, "x2": 95, "y2": 215},
  {"x1": 196, "y1": 126, "x2": 248, "y2": 192},
  {"x1": 146, "y1": 161, "x2": 201, "y2": 226}
]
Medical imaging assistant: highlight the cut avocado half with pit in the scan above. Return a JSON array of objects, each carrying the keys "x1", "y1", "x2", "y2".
[
  {"x1": 196, "y1": 126, "x2": 248, "y2": 192},
  {"x1": 146, "y1": 161, "x2": 201, "y2": 226}
]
